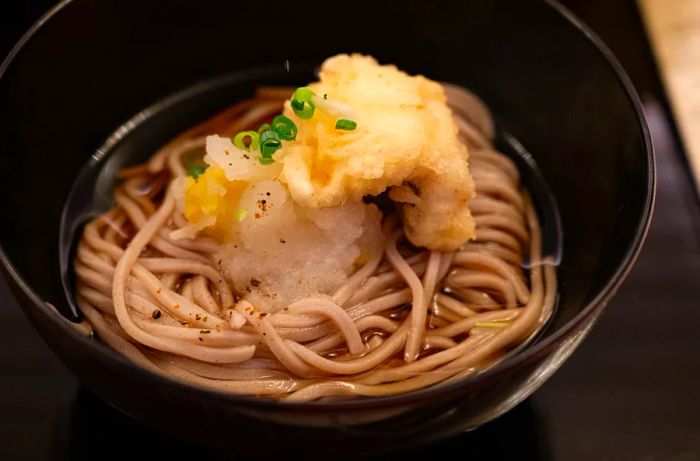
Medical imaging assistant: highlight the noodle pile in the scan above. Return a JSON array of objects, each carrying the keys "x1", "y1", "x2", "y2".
[{"x1": 73, "y1": 85, "x2": 557, "y2": 401}]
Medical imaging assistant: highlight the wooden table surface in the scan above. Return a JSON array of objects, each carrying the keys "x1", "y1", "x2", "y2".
[{"x1": 640, "y1": 0, "x2": 700, "y2": 192}]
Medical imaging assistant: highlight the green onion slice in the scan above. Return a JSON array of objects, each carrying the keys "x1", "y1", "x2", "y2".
[
  {"x1": 258, "y1": 123, "x2": 271, "y2": 135},
  {"x1": 234, "y1": 208, "x2": 248, "y2": 222},
  {"x1": 335, "y1": 119, "x2": 357, "y2": 131},
  {"x1": 259, "y1": 129, "x2": 282, "y2": 164},
  {"x1": 233, "y1": 131, "x2": 260, "y2": 152},
  {"x1": 187, "y1": 165, "x2": 208, "y2": 180},
  {"x1": 291, "y1": 87, "x2": 316, "y2": 120},
  {"x1": 474, "y1": 322, "x2": 510, "y2": 328},
  {"x1": 271, "y1": 114, "x2": 298, "y2": 141}
]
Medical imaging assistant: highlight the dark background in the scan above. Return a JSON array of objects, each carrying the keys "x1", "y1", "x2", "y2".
[{"x1": 1, "y1": 1, "x2": 699, "y2": 460}]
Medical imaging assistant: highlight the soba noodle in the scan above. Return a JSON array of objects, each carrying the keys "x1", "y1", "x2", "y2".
[{"x1": 73, "y1": 83, "x2": 557, "y2": 401}]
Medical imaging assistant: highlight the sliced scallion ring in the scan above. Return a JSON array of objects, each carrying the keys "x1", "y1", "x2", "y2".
[
  {"x1": 233, "y1": 131, "x2": 260, "y2": 152},
  {"x1": 291, "y1": 87, "x2": 316, "y2": 119}
]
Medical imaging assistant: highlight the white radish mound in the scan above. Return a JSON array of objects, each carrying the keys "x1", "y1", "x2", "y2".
[{"x1": 218, "y1": 179, "x2": 383, "y2": 312}]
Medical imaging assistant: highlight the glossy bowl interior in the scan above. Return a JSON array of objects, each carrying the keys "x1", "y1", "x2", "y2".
[{"x1": 0, "y1": 0, "x2": 653, "y2": 457}]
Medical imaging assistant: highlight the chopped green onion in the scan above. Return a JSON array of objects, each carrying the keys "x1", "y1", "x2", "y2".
[
  {"x1": 291, "y1": 87, "x2": 316, "y2": 119},
  {"x1": 259, "y1": 129, "x2": 282, "y2": 164},
  {"x1": 271, "y1": 115, "x2": 298, "y2": 141},
  {"x1": 188, "y1": 165, "x2": 208, "y2": 180},
  {"x1": 233, "y1": 131, "x2": 260, "y2": 152},
  {"x1": 258, "y1": 123, "x2": 271, "y2": 135},
  {"x1": 335, "y1": 119, "x2": 357, "y2": 131},
  {"x1": 234, "y1": 208, "x2": 248, "y2": 222},
  {"x1": 474, "y1": 322, "x2": 510, "y2": 328}
]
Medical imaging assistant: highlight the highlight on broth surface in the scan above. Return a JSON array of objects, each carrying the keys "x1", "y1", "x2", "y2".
[{"x1": 73, "y1": 54, "x2": 557, "y2": 401}]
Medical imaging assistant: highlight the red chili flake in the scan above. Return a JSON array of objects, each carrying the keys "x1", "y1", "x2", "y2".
[
  {"x1": 200, "y1": 330, "x2": 211, "y2": 334},
  {"x1": 151, "y1": 310, "x2": 162, "y2": 319},
  {"x1": 250, "y1": 278, "x2": 261, "y2": 287}
]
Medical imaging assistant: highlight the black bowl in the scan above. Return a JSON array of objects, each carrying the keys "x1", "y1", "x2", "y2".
[{"x1": 0, "y1": 0, "x2": 653, "y2": 457}]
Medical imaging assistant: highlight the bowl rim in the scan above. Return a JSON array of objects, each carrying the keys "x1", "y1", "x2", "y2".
[{"x1": 0, "y1": 0, "x2": 655, "y2": 411}]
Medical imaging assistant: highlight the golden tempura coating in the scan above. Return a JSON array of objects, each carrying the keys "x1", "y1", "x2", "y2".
[{"x1": 279, "y1": 54, "x2": 475, "y2": 250}]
